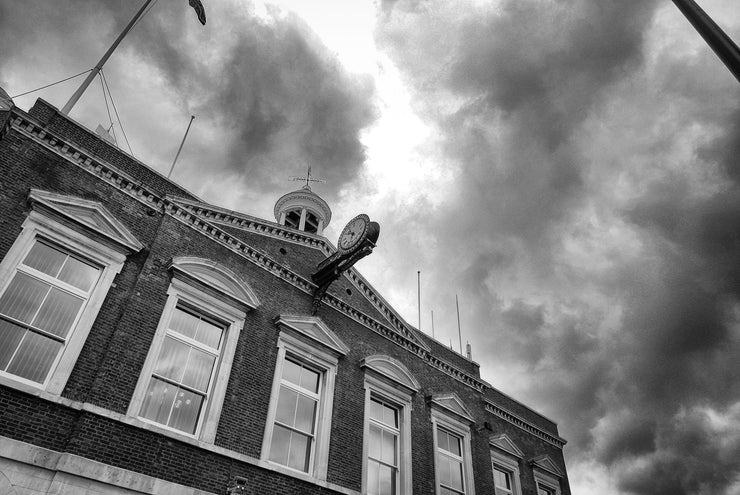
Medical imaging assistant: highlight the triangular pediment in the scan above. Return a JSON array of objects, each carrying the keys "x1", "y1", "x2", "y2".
[
  {"x1": 431, "y1": 393, "x2": 475, "y2": 423},
  {"x1": 531, "y1": 455, "x2": 563, "y2": 478},
  {"x1": 361, "y1": 355, "x2": 420, "y2": 393},
  {"x1": 29, "y1": 189, "x2": 143, "y2": 252},
  {"x1": 489, "y1": 434, "x2": 524, "y2": 458},
  {"x1": 276, "y1": 315, "x2": 349, "y2": 356}
]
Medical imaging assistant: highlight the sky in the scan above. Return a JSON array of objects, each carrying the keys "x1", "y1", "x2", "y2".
[{"x1": 1, "y1": 0, "x2": 740, "y2": 493}]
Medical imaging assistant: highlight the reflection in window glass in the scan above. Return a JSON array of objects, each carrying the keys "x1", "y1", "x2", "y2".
[
  {"x1": 269, "y1": 357, "x2": 321, "y2": 472},
  {"x1": 368, "y1": 397, "x2": 399, "y2": 495},
  {"x1": 140, "y1": 306, "x2": 224, "y2": 435},
  {"x1": 437, "y1": 427, "x2": 465, "y2": 495},
  {"x1": 0, "y1": 241, "x2": 99, "y2": 384},
  {"x1": 494, "y1": 465, "x2": 513, "y2": 495}
]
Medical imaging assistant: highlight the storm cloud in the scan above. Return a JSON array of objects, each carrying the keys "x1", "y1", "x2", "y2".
[
  {"x1": 0, "y1": 0, "x2": 376, "y2": 207},
  {"x1": 375, "y1": 1, "x2": 740, "y2": 494},
  {"x1": 2, "y1": 1, "x2": 740, "y2": 493}
]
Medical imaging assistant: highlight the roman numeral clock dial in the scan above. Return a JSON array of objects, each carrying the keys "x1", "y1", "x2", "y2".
[{"x1": 338, "y1": 214, "x2": 370, "y2": 253}]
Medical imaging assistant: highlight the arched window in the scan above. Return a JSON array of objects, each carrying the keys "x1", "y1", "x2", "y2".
[
  {"x1": 360, "y1": 355, "x2": 420, "y2": 495},
  {"x1": 128, "y1": 258, "x2": 258, "y2": 442}
]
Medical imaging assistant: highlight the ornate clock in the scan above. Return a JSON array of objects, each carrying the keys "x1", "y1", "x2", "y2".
[{"x1": 337, "y1": 214, "x2": 370, "y2": 253}]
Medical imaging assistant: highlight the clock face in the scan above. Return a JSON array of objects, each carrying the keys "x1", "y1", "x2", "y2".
[{"x1": 338, "y1": 214, "x2": 370, "y2": 252}]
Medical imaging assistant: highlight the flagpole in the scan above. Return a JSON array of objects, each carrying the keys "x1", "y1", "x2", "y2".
[
  {"x1": 671, "y1": 0, "x2": 740, "y2": 83},
  {"x1": 61, "y1": 0, "x2": 153, "y2": 115},
  {"x1": 168, "y1": 115, "x2": 196, "y2": 178}
]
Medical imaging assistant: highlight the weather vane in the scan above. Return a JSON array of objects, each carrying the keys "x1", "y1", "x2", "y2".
[{"x1": 290, "y1": 164, "x2": 325, "y2": 190}]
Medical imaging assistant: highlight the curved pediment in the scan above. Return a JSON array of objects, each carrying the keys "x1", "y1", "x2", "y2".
[
  {"x1": 361, "y1": 355, "x2": 420, "y2": 393},
  {"x1": 170, "y1": 257, "x2": 260, "y2": 310}
]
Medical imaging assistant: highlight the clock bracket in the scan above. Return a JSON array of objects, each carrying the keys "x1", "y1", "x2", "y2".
[{"x1": 311, "y1": 219, "x2": 379, "y2": 315}]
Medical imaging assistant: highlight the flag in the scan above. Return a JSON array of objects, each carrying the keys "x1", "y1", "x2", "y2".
[{"x1": 188, "y1": 0, "x2": 206, "y2": 25}]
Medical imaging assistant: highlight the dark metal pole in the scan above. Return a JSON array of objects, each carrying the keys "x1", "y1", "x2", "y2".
[
  {"x1": 672, "y1": 0, "x2": 740, "y2": 83},
  {"x1": 62, "y1": 0, "x2": 153, "y2": 115},
  {"x1": 168, "y1": 115, "x2": 196, "y2": 178},
  {"x1": 417, "y1": 271, "x2": 421, "y2": 332}
]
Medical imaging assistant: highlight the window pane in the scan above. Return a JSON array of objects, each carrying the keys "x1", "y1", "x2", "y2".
[
  {"x1": 153, "y1": 336, "x2": 190, "y2": 382},
  {"x1": 370, "y1": 398, "x2": 384, "y2": 422},
  {"x1": 287, "y1": 430, "x2": 311, "y2": 472},
  {"x1": 368, "y1": 459, "x2": 380, "y2": 495},
  {"x1": 439, "y1": 430, "x2": 461, "y2": 456},
  {"x1": 381, "y1": 430, "x2": 397, "y2": 465},
  {"x1": 141, "y1": 377, "x2": 178, "y2": 425},
  {"x1": 439, "y1": 455, "x2": 452, "y2": 487},
  {"x1": 7, "y1": 331, "x2": 61, "y2": 383},
  {"x1": 538, "y1": 485, "x2": 555, "y2": 495},
  {"x1": 282, "y1": 358, "x2": 302, "y2": 386},
  {"x1": 269, "y1": 424, "x2": 291, "y2": 466},
  {"x1": 369, "y1": 424, "x2": 382, "y2": 460},
  {"x1": 168, "y1": 387, "x2": 204, "y2": 434},
  {"x1": 0, "y1": 272, "x2": 49, "y2": 324},
  {"x1": 0, "y1": 318, "x2": 25, "y2": 370},
  {"x1": 437, "y1": 429, "x2": 449, "y2": 453},
  {"x1": 194, "y1": 318, "x2": 222, "y2": 349},
  {"x1": 383, "y1": 404, "x2": 398, "y2": 428},
  {"x1": 295, "y1": 394, "x2": 317, "y2": 433},
  {"x1": 276, "y1": 386, "x2": 298, "y2": 426},
  {"x1": 22, "y1": 242, "x2": 66, "y2": 277},
  {"x1": 32, "y1": 287, "x2": 83, "y2": 337},
  {"x1": 300, "y1": 366, "x2": 319, "y2": 393},
  {"x1": 181, "y1": 347, "x2": 216, "y2": 392},
  {"x1": 169, "y1": 307, "x2": 200, "y2": 340},
  {"x1": 494, "y1": 466, "x2": 511, "y2": 489},
  {"x1": 378, "y1": 463, "x2": 395, "y2": 495},
  {"x1": 448, "y1": 459, "x2": 464, "y2": 490},
  {"x1": 57, "y1": 256, "x2": 99, "y2": 292}
]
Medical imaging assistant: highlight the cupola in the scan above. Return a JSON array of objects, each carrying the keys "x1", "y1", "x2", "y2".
[{"x1": 274, "y1": 184, "x2": 332, "y2": 235}]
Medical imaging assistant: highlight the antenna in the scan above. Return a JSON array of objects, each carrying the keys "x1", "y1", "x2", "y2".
[
  {"x1": 417, "y1": 271, "x2": 421, "y2": 332},
  {"x1": 431, "y1": 310, "x2": 435, "y2": 339},
  {"x1": 168, "y1": 115, "x2": 195, "y2": 179},
  {"x1": 290, "y1": 164, "x2": 325, "y2": 190},
  {"x1": 456, "y1": 294, "x2": 463, "y2": 354}
]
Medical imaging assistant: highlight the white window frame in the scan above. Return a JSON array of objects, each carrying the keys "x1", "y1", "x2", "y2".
[
  {"x1": 534, "y1": 470, "x2": 561, "y2": 495},
  {"x1": 361, "y1": 370, "x2": 416, "y2": 495},
  {"x1": 431, "y1": 407, "x2": 476, "y2": 495},
  {"x1": 127, "y1": 277, "x2": 245, "y2": 443},
  {"x1": 491, "y1": 450, "x2": 522, "y2": 495},
  {"x1": 0, "y1": 210, "x2": 126, "y2": 396},
  {"x1": 261, "y1": 328, "x2": 341, "y2": 481}
]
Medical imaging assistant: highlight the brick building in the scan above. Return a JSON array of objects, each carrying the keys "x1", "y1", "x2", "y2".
[{"x1": 0, "y1": 97, "x2": 570, "y2": 495}]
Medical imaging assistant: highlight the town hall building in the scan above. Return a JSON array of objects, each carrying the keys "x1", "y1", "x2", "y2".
[{"x1": 0, "y1": 96, "x2": 570, "y2": 495}]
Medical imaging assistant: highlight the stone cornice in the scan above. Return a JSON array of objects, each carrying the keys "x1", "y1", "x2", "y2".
[
  {"x1": 8, "y1": 111, "x2": 167, "y2": 213},
  {"x1": 484, "y1": 399, "x2": 567, "y2": 449},
  {"x1": 170, "y1": 196, "x2": 333, "y2": 254}
]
